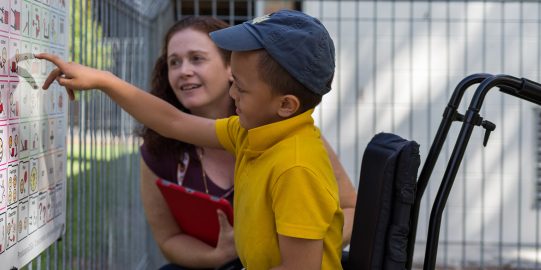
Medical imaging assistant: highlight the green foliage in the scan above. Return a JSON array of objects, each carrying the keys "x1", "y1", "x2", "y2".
[
  {"x1": 70, "y1": 0, "x2": 111, "y2": 69},
  {"x1": 68, "y1": 0, "x2": 112, "y2": 105}
]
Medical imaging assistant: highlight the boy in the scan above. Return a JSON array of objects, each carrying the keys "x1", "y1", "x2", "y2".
[{"x1": 37, "y1": 9, "x2": 343, "y2": 269}]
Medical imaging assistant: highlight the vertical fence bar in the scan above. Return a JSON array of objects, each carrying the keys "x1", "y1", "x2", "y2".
[
  {"x1": 83, "y1": 0, "x2": 90, "y2": 267},
  {"x1": 90, "y1": 1, "x2": 97, "y2": 269},
  {"x1": 68, "y1": 0, "x2": 76, "y2": 267},
  {"x1": 408, "y1": 0, "x2": 414, "y2": 140},
  {"x1": 107, "y1": 27, "x2": 113, "y2": 264},
  {"x1": 118, "y1": 3, "x2": 125, "y2": 266},
  {"x1": 480, "y1": 1, "x2": 487, "y2": 268},
  {"x1": 98, "y1": 1, "x2": 104, "y2": 268},
  {"x1": 443, "y1": 1, "x2": 450, "y2": 267},
  {"x1": 390, "y1": 0, "x2": 396, "y2": 133},
  {"x1": 372, "y1": 1, "x2": 377, "y2": 135},
  {"x1": 229, "y1": 0, "x2": 235, "y2": 25},
  {"x1": 117, "y1": 9, "x2": 123, "y2": 263},
  {"x1": 134, "y1": 9, "x2": 139, "y2": 268},
  {"x1": 247, "y1": 0, "x2": 253, "y2": 19},
  {"x1": 354, "y1": 0, "x2": 360, "y2": 185},
  {"x1": 77, "y1": 0, "x2": 84, "y2": 267},
  {"x1": 99, "y1": 2, "x2": 107, "y2": 267},
  {"x1": 112, "y1": 2, "x2": 119, "y2": 266},
  {"x1": 212, "y1": 0, "x2": 217, "y2": 17},
  {"x1": 538, "y1": 3, "x2": 541, "y2": 268},
  {"x1": 461, "y1": 2, "x2": 468, "y2": 267},
  {"x1": 105, "y1": 9, "x2": 113, "y2": 264},
  {"x1": 518, "y1": 3, "x2": 524, "y2": 269},
  {"x1": 194, "y1": 0, "x2": 200, "y2": 16},
  {"x1": 127, "y1": 6, "x2": 134, "y2": 267},
  {"x1": 498, "y1": 1, "x2": 505, "y2": 267}
]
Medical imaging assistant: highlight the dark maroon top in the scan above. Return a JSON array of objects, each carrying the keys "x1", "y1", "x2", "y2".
[{"x1": 140, "y1": 142, "x2": 234, "y2": 203}]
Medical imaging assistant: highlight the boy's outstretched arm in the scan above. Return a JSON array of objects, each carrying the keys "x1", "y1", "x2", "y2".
[
  {"x1": 271, "y1": 235, "x2": 323, "y2": 270},
  {"x1": 36, "y1": 53, "x2": 222, "y2": 149}
]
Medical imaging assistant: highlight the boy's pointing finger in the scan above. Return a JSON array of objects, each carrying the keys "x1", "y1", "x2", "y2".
[{"x1": 35, "y1": 53, "x2": 65, "y2": 68}]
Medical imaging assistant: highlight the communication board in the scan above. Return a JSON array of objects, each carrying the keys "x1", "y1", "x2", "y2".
[{"x1": 0, "y1": 0, "x2": 68, "y2": 268}]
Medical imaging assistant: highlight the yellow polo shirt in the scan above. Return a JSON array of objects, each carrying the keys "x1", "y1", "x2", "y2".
[{"x1": 216, "y1": 109, "x2": 343, "y2": 270}]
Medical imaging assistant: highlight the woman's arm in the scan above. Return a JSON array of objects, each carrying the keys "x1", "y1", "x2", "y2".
[
  {"x1": 322, "y1": 139, "x2": 357, "y2": 247},
  {"x1": 140, "y1": 158, "x2": 237, "y2": 267}
]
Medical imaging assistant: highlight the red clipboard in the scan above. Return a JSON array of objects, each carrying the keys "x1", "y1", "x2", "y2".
[{"x1": 155, "y1": 178, "x2": 234, "y2": 247}]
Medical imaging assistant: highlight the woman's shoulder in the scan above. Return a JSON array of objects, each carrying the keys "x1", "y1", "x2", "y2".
[{"x1": 140, "y1": 142, "x2": 188, "y2": 181}]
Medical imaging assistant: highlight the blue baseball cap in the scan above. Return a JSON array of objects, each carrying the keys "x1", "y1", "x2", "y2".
[{"x1": 209, "y1": 9, "x2": 335, "y2": 96}]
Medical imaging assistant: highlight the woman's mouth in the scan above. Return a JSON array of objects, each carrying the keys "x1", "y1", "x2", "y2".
[{"x1": 180, "y1": 84, "x2": 201, "y2": 91}]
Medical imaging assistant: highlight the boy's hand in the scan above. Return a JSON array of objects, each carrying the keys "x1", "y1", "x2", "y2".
[
  {"x1": 35, "y1": 53, "x2": 110, "y2": 100},
  {"x1": 213, "y1": 209, "x2": 237, "y2": 263}
]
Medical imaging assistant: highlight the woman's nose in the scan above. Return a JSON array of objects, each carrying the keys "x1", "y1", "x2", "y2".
[{"x1": 179, "y1": 63, "x2": 194, "y2": 77}]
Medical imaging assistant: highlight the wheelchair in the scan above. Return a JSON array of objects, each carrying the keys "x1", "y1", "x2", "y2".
[{"x1": 342, "y1": 74, "x2": 541, "y2": 270}]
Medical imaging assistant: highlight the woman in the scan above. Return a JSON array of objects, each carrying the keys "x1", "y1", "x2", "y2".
[{"x1": 139, "y1": 16, "x2": 357, "y2": 270}]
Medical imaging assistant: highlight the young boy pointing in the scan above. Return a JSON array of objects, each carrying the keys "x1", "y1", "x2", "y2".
[{"x1": 38, "y1": 9, "x2": 343, "y2": 269}]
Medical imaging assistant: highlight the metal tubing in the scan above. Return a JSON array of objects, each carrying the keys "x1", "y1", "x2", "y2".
[
  {"x1": 422, "y1": 74, "x2": 536, "y2": 269},
  {"x1": 423, "y1": 109, "x2": 479, "y2": 269},
  {"x1": 406, "y1": 73, "x2": 493, "y2": 270}
]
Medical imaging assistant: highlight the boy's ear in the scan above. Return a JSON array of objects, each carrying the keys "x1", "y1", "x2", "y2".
[
  {"x1": 277, "y1": 94, "x2": 300, "y2": 118},
  {"x1": 226, "y1": 65, "x2": 233, "y2": 82}
]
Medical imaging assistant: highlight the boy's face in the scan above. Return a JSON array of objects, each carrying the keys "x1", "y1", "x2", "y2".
[{"x1": 230, "y1": 51, "x2": 282, "y2": 129}]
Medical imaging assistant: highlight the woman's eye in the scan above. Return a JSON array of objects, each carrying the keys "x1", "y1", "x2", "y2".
[
  {"x1": 192, "y1": 55, "x2": 205, "y2": 62},
  {"x1": 168, "y1": 59, "x2": 180, "y2": 67}
]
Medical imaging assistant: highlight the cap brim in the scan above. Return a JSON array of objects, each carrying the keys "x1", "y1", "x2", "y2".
[{"x1": 210, "y1": 24, "x2": 263, "y2": 52}]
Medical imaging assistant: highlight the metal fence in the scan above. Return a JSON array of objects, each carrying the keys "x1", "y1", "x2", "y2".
[
  {"x1": 21, "y1": 0, "x2": 172, "y2": 269},
  {"x1": 18, "y1": 0, "x2": 541, "y2": 269}
]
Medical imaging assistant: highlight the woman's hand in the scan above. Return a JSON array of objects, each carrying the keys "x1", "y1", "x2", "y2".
[
  {"x1": 212, "y1": 209, "x2": 237, "y2": 263},
  {"x1": 35, "y1": 53, "x2": 112, "y2": 100}
]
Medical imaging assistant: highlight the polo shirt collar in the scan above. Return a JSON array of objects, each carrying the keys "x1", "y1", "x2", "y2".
[{"x1": 244, "y1": 109, "x2": 316, "y2": 157}]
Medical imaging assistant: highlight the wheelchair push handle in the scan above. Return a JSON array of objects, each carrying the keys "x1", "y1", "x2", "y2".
[
  {"x1": 520, "y1": 78, "x2": 541, "y2": 102},
  {"x1": 499, "y1": 77, "x2": 541, "y2": 106},
  {"x1": 421, "y1": 74, "x2": 541, "y2": 270}
]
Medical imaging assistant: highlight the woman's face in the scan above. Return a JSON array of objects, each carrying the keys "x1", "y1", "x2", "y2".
[{"x1": 167, "y1": 28, "x2": 232, "y2": 116}]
